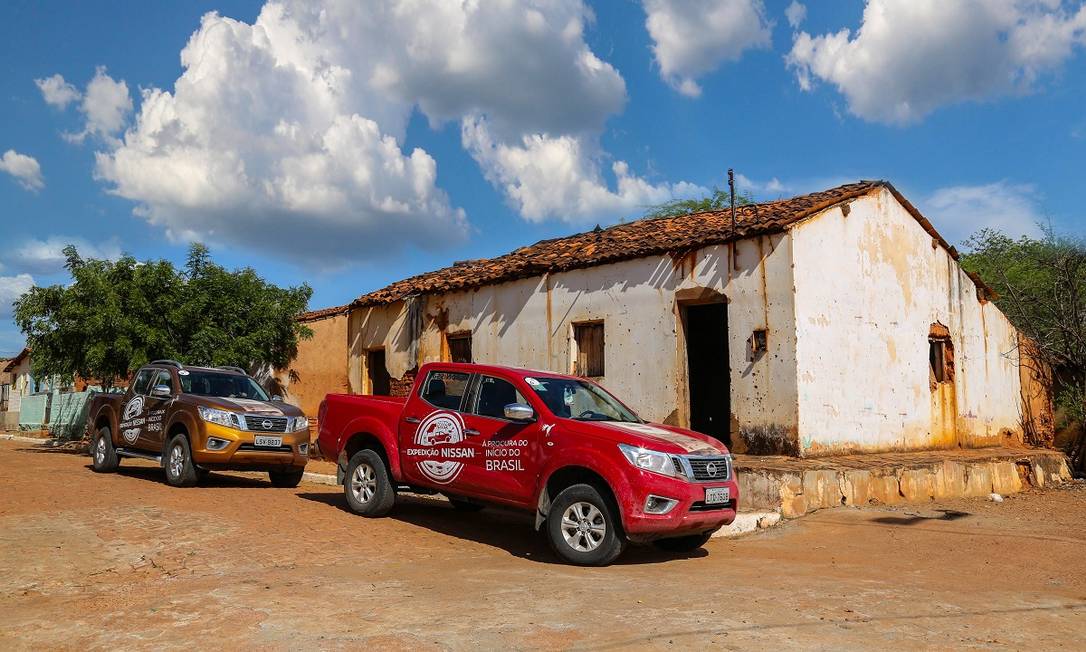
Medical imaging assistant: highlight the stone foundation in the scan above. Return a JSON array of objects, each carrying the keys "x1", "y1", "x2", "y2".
[{"x1": 736, "y1": 447, "x2": 1072, "y2": 518}]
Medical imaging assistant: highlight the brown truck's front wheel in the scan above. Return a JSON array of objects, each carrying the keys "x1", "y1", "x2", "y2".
[
  {"x1": 164, "y1": 434, "x2": 200, "y2": 487},
  {"x1": 91, "y1": 426, "x2": 119, "y2": 473},
  {"x1": 344, "y1": 449, "x2": 395, "y2": 516}
]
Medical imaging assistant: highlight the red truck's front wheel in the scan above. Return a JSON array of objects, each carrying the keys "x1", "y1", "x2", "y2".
[
  {"x1": 344, "y1": 449, "x2": 395, "y2": 516},
  {"x1": 546, "y1": 484, "x2": 626, "y2": 566}
]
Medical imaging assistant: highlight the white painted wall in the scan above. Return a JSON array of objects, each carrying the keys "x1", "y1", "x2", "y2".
[
  {"x1": 789, "y1": 187, "x2": 1025, "y2": 454},
  {"x1": 348, "y1": 235, "x2": 800, "y2": 453},
  {"x1": 343, "y1": 186, "x2": 1030, "y2": 456}
]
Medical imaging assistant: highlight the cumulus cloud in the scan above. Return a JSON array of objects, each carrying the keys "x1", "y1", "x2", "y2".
[
  {"x1": 463, "y1": 116, "x2": 703, "y2": 221},
  {"x1": 643, "y1": 0, "x2": 772, "y2": 97},
  {"x1": 91, "y1": 1, "x2": 696, "y2": 264},
  {"x1": 923, "y1": 181, "x2": 1045, "y2": 245},
  {"x1": 0, "y1": 150, "x2": 44, "y2": 192},
  {"x1": 787, "y1": 0, "x2": 1086, "y2": 124},
  {"x1": 0, "y1": 274, "x2": 35, "y2": 321},
  {"x1": 64, "y1": 67, "x2": 133, "y2": 144},
  {"x1": 35, "y1": 74, "x2": 81, "y2": 109},
  {"x1": 735, "y1": 172, "x2": 787, "y2": 197},
  {"x1": 8, "y1": 236, "x2": 123, "y2": 275},
  {"x1": 785, "y1": 2, "x2": 806, "y2": 29}
]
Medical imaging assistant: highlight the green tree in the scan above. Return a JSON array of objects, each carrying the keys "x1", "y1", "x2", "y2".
[
  {"x1": 960, "y1": 228, "x2": 1086, "y2": 467},
  {"x1": 13, "y1": 244, "x2": 312, "y2": 387},
  {"x1": 644, "y1": 186, "x2": 753, "y2": 219}
]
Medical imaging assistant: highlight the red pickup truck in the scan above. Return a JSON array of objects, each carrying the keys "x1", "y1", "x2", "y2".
[{"x1": 317, "y1": 363, "x2": 738, "y2": 565}]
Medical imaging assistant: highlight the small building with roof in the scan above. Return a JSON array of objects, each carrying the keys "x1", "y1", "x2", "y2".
[{"x1": 284, "y1": 181, "x2": 1051, "y2": 457}]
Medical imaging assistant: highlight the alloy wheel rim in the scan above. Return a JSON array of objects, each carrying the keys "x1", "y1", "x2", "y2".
[
  {"x1": 561, "y1": 501, "x2": 606, "y2": 552},
  {"x1": 169, "y1": 445, "x2": 184, "y2": 478},
  {"x1": 95, "y1": 437, "x2": 106, "y2": 463},
  {"x1": 350, "y1": 463, "x2": 377, "y2": 504}
]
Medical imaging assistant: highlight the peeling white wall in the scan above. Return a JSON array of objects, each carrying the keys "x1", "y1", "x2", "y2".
[
  {"x1": 789, "y1": 188, "x2": 1025, "y2": 454},
  {"x1": 343, "y1": 186, "x2": 1029, "y2": 456},
  {"x1": 348, "y1": 236, "x2": 799, "y2": 452}
]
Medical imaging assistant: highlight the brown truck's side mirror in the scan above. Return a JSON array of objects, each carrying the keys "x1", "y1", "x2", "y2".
[
  {"x1": 504, "y1": 403, "x2": 535, "y2": 422},
  {"x1": 151, "y1": 384, "x2": 172, "y2": 398}
]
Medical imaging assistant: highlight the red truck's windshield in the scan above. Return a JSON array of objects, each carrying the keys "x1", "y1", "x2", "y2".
[{"x1": 523, "y1": 376, "x2": 641, "y2": 423}]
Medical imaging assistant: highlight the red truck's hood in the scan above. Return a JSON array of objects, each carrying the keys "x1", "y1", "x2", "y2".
[{"x1": 562, "y1": 420, "x2": 728, "y2": 456}]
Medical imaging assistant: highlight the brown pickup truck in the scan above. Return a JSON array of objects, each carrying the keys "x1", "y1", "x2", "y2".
[{"x1": 86, "y1": 360, "x2": 310, "y2": 487}]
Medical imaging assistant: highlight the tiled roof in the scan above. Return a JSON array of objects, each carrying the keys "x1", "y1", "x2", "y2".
[
  {"x1": 348, "y1": 180, "x2": 970, "y2": 309},
  {"x1": 2, "y1": 347, "x2": 30, "y2": 372},
  {"x1": 298, "y1": 304, "x2": 351, "y2": 322}
]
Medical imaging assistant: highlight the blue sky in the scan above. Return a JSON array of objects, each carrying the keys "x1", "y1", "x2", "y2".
[{"x1": 2, "y1": 0, "x2": 1084, "y2": 357}]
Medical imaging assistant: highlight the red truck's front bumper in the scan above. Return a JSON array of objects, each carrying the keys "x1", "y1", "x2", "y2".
[{"x1": 619, "y1": 470, "x2": 739, "y2": 542}]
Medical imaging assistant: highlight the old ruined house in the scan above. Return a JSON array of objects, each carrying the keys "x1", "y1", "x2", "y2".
[{"x1": 280, "y1": 181, "x2": 1051, "y2": 457}]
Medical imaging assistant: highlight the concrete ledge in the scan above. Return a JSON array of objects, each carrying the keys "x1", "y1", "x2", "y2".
[
  {"x1": 711, "y1": 511, "x2": 782, "y2": 538},
  {"x1": 736, "y1": 447, "x2": 1072, "y2": 518}
]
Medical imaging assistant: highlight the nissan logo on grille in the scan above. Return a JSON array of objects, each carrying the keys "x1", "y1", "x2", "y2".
[
  {"x1": 261, "y1": 419, "x2": 273, "y2": 430},
  {"x1": 705, "y1": 462, "x2": 719, "y2": 477}
]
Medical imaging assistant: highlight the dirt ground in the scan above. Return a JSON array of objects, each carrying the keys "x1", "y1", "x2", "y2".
[{"x1": 1, "y1": 439, "x2": 1084, "y2": 651}]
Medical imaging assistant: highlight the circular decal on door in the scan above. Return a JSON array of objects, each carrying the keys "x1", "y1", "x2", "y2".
[
  {"x1": 122, "y1": 395, "x2": 145, "y2": 422},
  {"x1": 407, "y1": 411, "x2": 471, "y2": 485}
]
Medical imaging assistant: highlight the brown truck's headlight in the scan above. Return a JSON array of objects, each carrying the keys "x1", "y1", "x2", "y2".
[
  {"x1": 291, "y1": 416, "x2": 309, "y2": 432},
  {"x1": 198, "y1": 406, "x2": 241, "y2": 429}
]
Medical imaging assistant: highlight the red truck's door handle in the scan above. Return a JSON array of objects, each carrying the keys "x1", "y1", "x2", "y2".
[
  {"x1": 464, "y1": 428, "x2": 481, "y2": 436},
  {"x1": 404, "y1": 416, "x2": 421, "y2": 424}
]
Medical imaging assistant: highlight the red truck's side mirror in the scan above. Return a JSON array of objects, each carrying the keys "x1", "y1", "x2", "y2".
[{"x1": 504, "y1": 403, "x2": 535, "y2": 422}]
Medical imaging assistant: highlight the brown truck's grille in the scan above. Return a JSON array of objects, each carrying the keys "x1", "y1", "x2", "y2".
[
  {"x1": 685, "y1": 456, "x2": 731, "y2": 482},
  {"x1": 243, "y1": 415, "x2": 289, "y2": 432}
]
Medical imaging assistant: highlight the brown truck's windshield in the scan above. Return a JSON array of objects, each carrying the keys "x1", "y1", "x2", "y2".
[
  {"x1": 180, "y1": 371, "x2": 269, "y2": 401},
  {"x1": 524, "y1": 376, "x2": 641, "y2": 423}
]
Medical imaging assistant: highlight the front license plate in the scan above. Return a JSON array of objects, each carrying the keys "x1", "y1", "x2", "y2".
[
  {"x1": 254, "y1": 435, "x2": 282, "y2": 448},
  {"x1": 704, "y1": 487, "x2": 730, "y2": 504}
]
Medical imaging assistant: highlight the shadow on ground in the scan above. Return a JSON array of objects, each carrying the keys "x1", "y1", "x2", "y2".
[
  {"x1": 83, "y1": 463, "x2": 274, "y2": 489},
  {"x1": 296, "y1": 490, "x2": 710, "y2": 566},
  {"x1": 871, "y1": 510, "x2": 971, "y2": 525}
]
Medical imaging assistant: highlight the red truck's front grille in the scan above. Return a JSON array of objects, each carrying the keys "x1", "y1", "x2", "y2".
[{"x1": 683, "y1": 456, "x2": 732, "y2": 482}]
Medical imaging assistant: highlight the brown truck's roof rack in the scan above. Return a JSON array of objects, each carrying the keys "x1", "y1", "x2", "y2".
[
  {"x1": 217, "y1": 366, "x2": 246, "y2": 374},
  {"x1": 151, "y1": 359, "x2": 183, "y2": 369}
]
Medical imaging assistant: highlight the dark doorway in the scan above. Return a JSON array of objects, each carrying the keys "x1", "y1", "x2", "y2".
[
  {"x1": 367, "y1": 349, "x2": 391, "y2": 396},
  {"x1": 447, "y1": 332, "x2": 473, "y2": 363},
  {"x1": 683, "y1": 303, "x2": 730, "y2": 446}
]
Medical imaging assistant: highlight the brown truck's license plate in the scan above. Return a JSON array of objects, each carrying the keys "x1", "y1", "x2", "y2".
[
  {"x1": 254, "y1": 435, "x2": 282, "y2": 448},
  {"x1": 704, "y1": 487, "x2": 730, "y2": 504}
]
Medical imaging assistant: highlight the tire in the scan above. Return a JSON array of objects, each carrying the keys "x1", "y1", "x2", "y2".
[
  {"x1": 164, "y1": 434, "x2": 200, "y2": 487},
  {"x1": 447, "y1": 496, "x2": 484, "y2": 512},
  {"x1": 343, "y1": 449, "x2": 395, "y2": 516},
  {"x1": 91, "y1": 426, "x2": 120, "y2": 473},
  {"x1": 546, "y1": 484, "x2": 627, "y2": 566},
  {"x1": 269, "y1": 469, "x2": 305, "y2": 488},
  {"x1": 653, "y1": 532, "x2": 713, "y2": 553}
]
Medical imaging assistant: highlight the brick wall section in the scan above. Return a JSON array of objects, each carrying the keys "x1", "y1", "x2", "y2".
[{"x1": 390, "y1": 368, "x2": 418, "y2": 398}]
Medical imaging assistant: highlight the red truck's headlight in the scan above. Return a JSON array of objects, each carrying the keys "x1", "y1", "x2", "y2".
[{"x1": 618, "y1": 443, "x2": 681, "y2": 478}]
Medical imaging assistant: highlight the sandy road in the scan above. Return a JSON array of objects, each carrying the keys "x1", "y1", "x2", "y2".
[{"x1": 0, "y1": 438, "x2": 1084, "y2": 650}]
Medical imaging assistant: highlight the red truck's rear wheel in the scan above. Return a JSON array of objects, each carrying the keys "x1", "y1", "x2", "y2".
[
  {"x1": 546, "y1": 484, "x2": 626, "y2": 566},
  {"x1": 344, "y1": 449, "x2": 395, "y2": 516}
]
